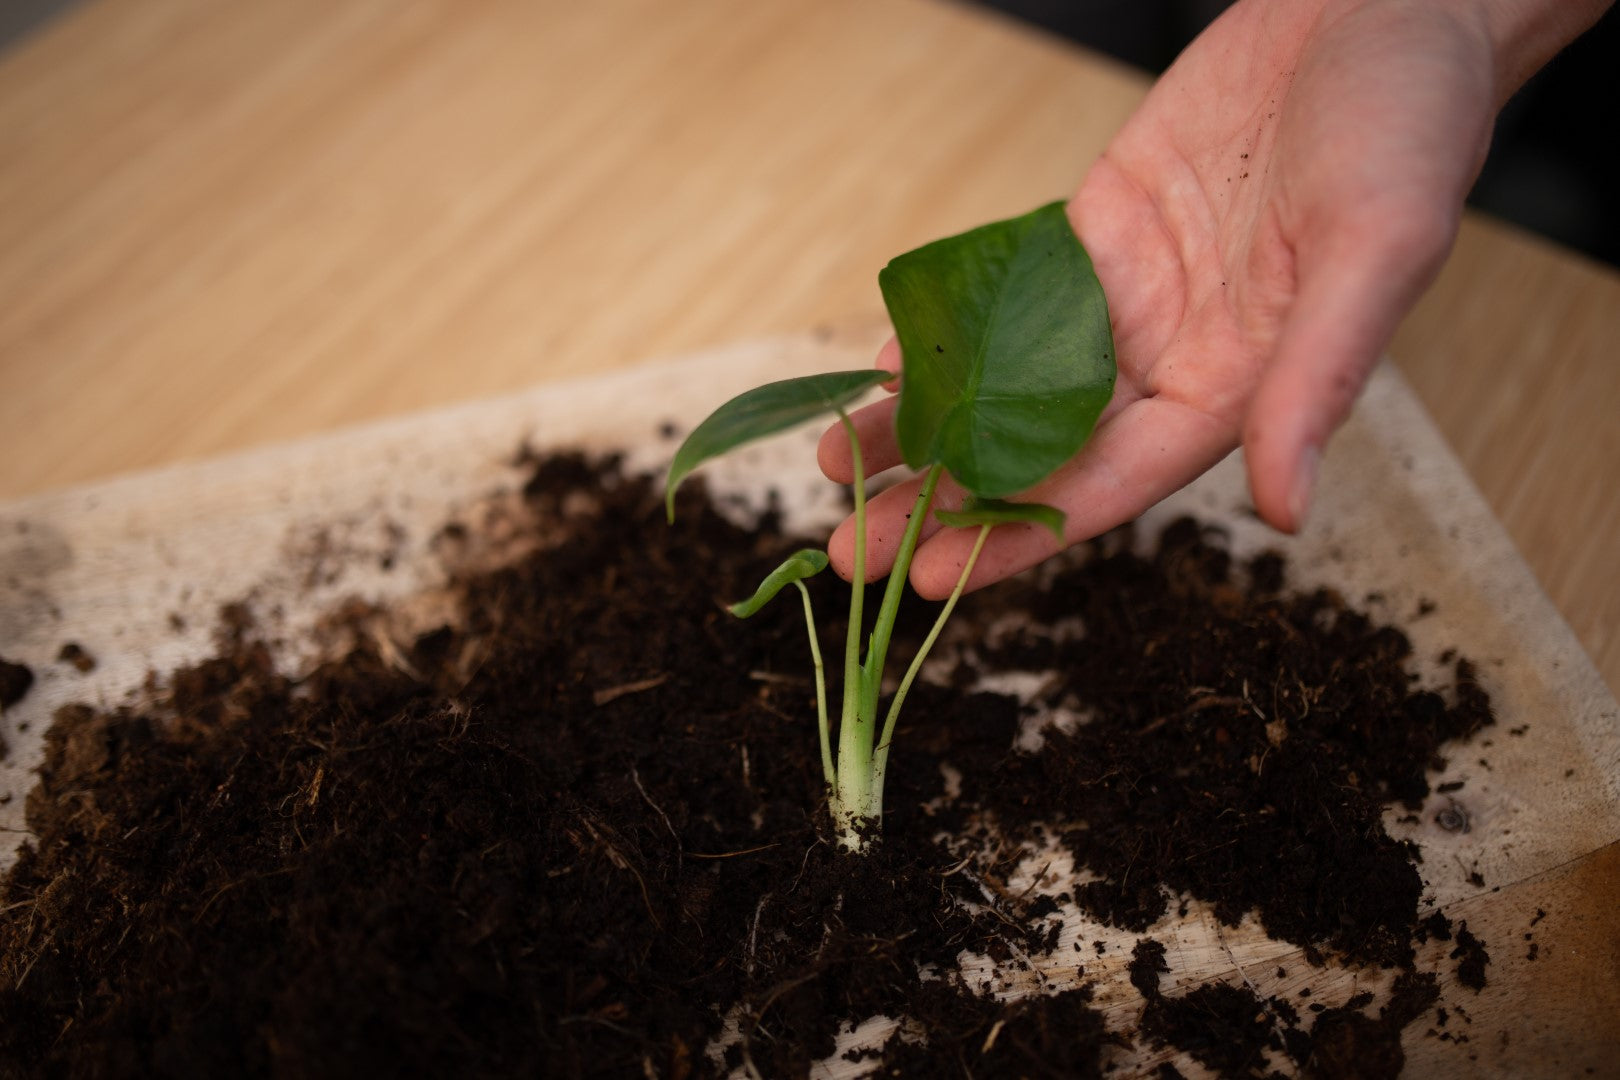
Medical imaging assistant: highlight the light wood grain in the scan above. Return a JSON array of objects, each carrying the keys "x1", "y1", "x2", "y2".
[
  {"x1": 0, "y1": 0, "x2": 1140, "y2": 490},
  {"x1": 1393, "y1": 216, "x2": 1620, "y2": 695},
  {"x1": 0, "y1": 0, "x2": 1616, "y2": 694}
]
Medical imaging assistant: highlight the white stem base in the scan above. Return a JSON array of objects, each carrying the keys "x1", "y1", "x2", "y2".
[{"x1": 829, "y1": 796, "x2": 875, "y2": 854}]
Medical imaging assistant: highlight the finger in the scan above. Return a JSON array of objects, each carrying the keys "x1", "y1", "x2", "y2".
[
  {"x1": 874, "y1": 336, "x2": 902, "y2": 388},
  {"x1": 1243, "y1": 204, "x2": 1455, "y2": 531},
  {"x1": 825, "y1": 469, "x2": 972, "y2": 582},
  {"x1": 816, "y1": 395, "x2": 904, "y2": 483},
  {"x1": 906, "y1": 396, "x2": 1234, "y2": 599},
  {"x1": 815, "y1": 337, "x2": 904, "y2": 482}
]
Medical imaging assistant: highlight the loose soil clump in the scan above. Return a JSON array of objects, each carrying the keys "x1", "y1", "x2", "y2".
[
  {"x1": 970, "y1": 517, "x2": 1494, "y2": 965},
  {"x1": 0, "y1": 452, "x2": 1493, "y2": 1077},
  {"x1": 0, "y1": 657, "x2": 30, "y2": 710}
]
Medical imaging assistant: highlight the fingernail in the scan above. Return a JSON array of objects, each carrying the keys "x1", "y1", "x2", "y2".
[{"x1": 1288, "y1": 446, "x2": 1319, "y2": 530}]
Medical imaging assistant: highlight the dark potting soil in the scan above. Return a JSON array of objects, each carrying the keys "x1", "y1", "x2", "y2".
[
  {"x1": 968, "y1": 516, "x2": 1495, "y2": 966},
  {"x1": 0, "y1": 656, "x2": 31, "y2": 710},
  {"x1": 1449, "y1": 922, "x2": 1492, "y2": 990},
  {"x1": 0, "y1": 452, "x2": 1495, "y2": 1078},
  {"x1": 0, "y1": 656, "x2": 31, "y2": 760}
]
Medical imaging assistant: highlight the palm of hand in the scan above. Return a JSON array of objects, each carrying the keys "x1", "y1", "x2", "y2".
[{"x1": 826, "y1": 0, "x2": 1494, "y2": 598}]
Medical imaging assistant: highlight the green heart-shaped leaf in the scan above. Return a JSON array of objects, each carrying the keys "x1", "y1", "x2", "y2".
[
  {"x1": 882, "y1": 201, "x2": 1115, "y2": 499},
  {"x1": 934, "y1": 496, "x2": 1065, "y2": 541},
  {"x1": 665, "y1": 369, "x2": 890, "y2": 521},
  {"x1": 729, "y1": 549, "x2": 829, "y2": 618}
]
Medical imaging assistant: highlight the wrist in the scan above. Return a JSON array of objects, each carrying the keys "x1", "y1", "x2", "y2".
[{"x1": 1448, "y1": 0, "x2": 1613, "y2": 103}]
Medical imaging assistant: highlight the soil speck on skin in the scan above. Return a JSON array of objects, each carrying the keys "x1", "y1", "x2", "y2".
[{"x1": 0, "y1": 453, "x2": 1502, "y2": 1076}]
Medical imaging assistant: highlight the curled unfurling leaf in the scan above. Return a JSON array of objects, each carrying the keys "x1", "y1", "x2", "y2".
[{"x1": 729, "y1": 549, "x2": 830, "y2": 618}]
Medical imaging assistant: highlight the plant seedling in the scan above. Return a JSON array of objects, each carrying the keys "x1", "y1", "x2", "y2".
[{"x1": 666, "y1": 201, "x2": 1115, "y2": 851}]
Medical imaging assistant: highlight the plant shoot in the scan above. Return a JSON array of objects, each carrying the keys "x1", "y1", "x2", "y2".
[{"x1": 666, "y1": 201, "x2": 1115, "y2": 850}]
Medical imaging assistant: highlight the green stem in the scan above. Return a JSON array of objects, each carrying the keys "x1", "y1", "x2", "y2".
[
  {"x1": 857, "y1": 465, "x2": 945, "y2": 734},
  {"x1": 833, "y1": 411, "x2": 871, "y2": 822},
  {"x1": 794, "y1": 580, "x2": 833, "y2": 790},
  {"x1": 871, "y1": 524, "x2": 992, "y2": 804}
]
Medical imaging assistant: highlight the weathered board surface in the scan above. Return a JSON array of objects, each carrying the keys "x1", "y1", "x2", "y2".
[{"x1": 2, "y1": 324, "x2": 1616, "y2": 1076}]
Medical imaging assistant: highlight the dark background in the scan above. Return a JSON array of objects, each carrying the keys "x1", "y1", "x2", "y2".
[
  {"x1": 4, "y1": 0, "x2": 1614, "y2": 268},
  {"x1": 980, "y1": 0, "x2": 1620, "y2": 268}
]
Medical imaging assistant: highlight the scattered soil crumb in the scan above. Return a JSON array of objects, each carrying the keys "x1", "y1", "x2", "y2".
[
  {"x1": 1451, "y1": 922, "x2": 1492, "y2": 990},
  {"x1": 0, "y1": 656, "x2": 31, "y2": 709},
  {"x1": 56, "y1": 642, "x2": 96, "y2": 673},
  {"x1": 1129, "y1": 939, "x2": 1170, "y2": 1000}
]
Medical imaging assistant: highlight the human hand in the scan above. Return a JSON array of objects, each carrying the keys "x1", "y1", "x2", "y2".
[{"x1": 820, "y1": 0, "x2": 1604, "y2": 599}]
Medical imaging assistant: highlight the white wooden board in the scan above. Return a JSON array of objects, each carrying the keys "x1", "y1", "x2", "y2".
[{"x1": 2, "y1": 325, "x2": 1616, "y2": 1076}]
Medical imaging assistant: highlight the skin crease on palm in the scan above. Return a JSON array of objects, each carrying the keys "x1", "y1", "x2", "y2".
[{"x1": 818, "y1": 0, "x2": 1610, "y2": 601}]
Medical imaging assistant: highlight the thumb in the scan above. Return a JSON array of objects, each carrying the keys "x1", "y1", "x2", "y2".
[{"x1": 1243, "y1": 204, "x2": 1455, "y2": 531}]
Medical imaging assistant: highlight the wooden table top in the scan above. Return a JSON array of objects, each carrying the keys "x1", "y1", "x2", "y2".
[{"x1": 1, "y1": 0, "x2": 1615, "y2": 691}]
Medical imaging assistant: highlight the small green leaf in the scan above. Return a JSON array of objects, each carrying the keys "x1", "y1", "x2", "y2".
[
  {"x1": 665, "y1": 369, "x2": 890, "y2": 521},
  {"x1": 882, "y1": 201, "x2": 1115, "y2": 500},
  {"x1": 729, "y1": 549, "x2": 830, "y2": 618},
  {"x1": 934, "y1": 497, "x2": 1066, "y2": 541}
]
